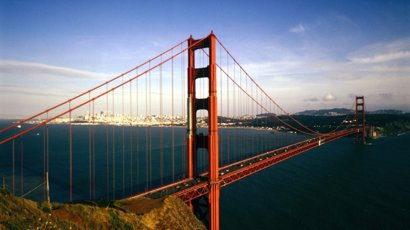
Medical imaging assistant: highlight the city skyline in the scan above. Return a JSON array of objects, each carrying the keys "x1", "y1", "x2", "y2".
[{"x1": 1, "y1": 0, "x2": 409, "y2": 118}]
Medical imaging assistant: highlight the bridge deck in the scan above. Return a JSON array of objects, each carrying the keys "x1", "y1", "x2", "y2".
[{"x1": 125, "y1": 129, "x2": 357, "y2": 202}]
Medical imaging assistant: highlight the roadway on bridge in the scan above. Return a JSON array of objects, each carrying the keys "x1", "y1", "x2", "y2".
[{"x1": 125, "y1": 129, "x2": 357, "y2": 202}]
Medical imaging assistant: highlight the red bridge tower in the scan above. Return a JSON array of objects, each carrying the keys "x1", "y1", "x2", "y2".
[
  {"x1": 355, "y1": 96, "x2": 366, "y2": 144},
  {"x1": 187, "y1": 32, "x2": 220, "y2": 230}
]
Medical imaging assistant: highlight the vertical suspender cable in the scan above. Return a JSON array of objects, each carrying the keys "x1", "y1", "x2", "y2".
[
  {"x1": 171, "y1": 51, "x2": 175, "y2": 182},
  {"x1": 259, "y1": 89, "x2": 262, "y2": 152},
  {"x1": 136, "y1": 71, "x2": 139, "y2": 189},
  {"x1": 233, "y1": 62, "x2": 236, "y2": 162},
  {"x1": 45, "y1": 112, "x2": 49, "y2": 201},
  {"x1": 92, "y1": 100, "x2": 96, "y2": 198},
  {"x1": 236, "y1": 66, "x2": 240, "y2": 159},
  {"x1": 257, "y1": 88, "x2": 260, "y2": 153},
  {"x1": 262, "y1": 91, "x2": 266, "y2": 149},
  {"x1": 112, "y1": 90, "x2": 115, "y2": 199},
  {"x1": 43, "y1": 115, "x2": 46, "y2": 200},
  {"x1": 246, "y1": 70, "x2": 249, "y2": 157},
  {"x1": 264, "y1": 96, "x2": 267, "y2": 150},
  {"x1": 88, "y1": 93, "x2": 92, "y2": 199},
  {"x1": 226, "y1": 52, "x2": 230, "y2": 163},
  {"x1": 240, "y1": 70, "x2": 244, "y2": 159},
  {"x1": 46, "y1": 113, "x2": 49, "y2": 199},
  {"x1": 160, "y1": 56, "x2": 164, "y2": 185},
  {"x1": 12, "y1": 139, "x2": 15, "y2": 195},
  {"x1": 252, "y1": 84, "x2": 255, "y2": 156},
  {"x1": 130, "y1": 75, "x2": 133, "y2": 194},
  {"x1": 20, "y1": 138, "x2": 24, "y2": 195},
  {"x1": 106, "y1": 86, "x2": 109, "y2": 199},
  {"x1": 145, "y1": 71, "x2": 149, "y2": 191},
  {"x1": 122, "y1": 78, "x2": 125, "y2": 197},
  {"x1": 267, "y1": 100, "x2": 270, "y2": 149},
  {"x1": 69, "y1": 102, "x2": 73, "y2": 202},
  {"x1": 181, "y1": 44, "x2": 185, "y2": 177},
  {"x1": 219, "y1": 45, "x2": 223, "y2": 166},
  {"x1": 149, "y1": 62, "x2": 152, "y2": 188},
  {"x1": 182, "y1": 46, "x2": 186, "y2": 177},
  {"x1": 119, "y1": 77, "x2": 125, "y2": 196}
]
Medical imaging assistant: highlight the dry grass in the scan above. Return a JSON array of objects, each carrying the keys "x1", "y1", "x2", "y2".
[
  {"x1": 0, "y1": 189, "x2": 205, "y2": 229},
  {"x1": 119, "y1": 197, "x2": 165, "y2": 215}
]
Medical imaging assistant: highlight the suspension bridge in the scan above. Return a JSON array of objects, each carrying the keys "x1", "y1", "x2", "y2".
[{"x1": 0, "y1": 32, "x2": 366, "y2": 230}]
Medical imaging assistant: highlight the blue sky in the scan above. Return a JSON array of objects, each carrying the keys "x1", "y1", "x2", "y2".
[{"x1": 1, "y1": 0, "x2": 409, "y2": 117}]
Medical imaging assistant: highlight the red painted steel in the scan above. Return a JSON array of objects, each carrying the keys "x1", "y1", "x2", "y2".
[
  {"x1": 174, "y1": 182, "x2": 209, "y2": 202},
  {"x1": 0, "y1": 36, "x2": 210, "y2": 145},
  {"x1": 208, "y1": 32, "x2": 220, "y2": 230},
  {"x1": 126, "y1": 178, "x2": 192, "y2": 200},
  {"x1": 173, "y1": 129, "x2": 357, "y2": 203},
  {"x1": 220, "y1": 129, "x2": 356, "y2": 186},
  {"x1": 213, "y1": 59, "x2": 318, "y2": 136},
  {"x1": 187, "y1": 32, "x2": 220, "y2": 230},
  {"x1": 0, "y1": 39, "x2": 189, "y2": 134},
  {"x1": 215, "y1": 37, "x2": 322, "y2": 136},
  {"x1": 187, "y1": 36, "x2": 196, "y2": 180},
  {"x1": 355, "y1": 96, "x2": 366, "y2": 144},
  {"x1": 1, "y1": 32, "x2": 368, "y2": 230},
  {"x1": 200, "y1": 48, "x2": 319, "y2": 136},
  {"x1": 124, "y1": 130, "x2": 358, "y2": 204}
]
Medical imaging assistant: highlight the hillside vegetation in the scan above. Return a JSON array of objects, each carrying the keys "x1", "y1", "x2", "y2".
[{"x1": 0, "y1": 189, "x2": 205, "y2": 230}]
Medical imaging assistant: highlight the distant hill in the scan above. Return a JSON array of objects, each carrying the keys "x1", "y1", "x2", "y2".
[
  {"x1": 367, "y1": 109, "x2": 405, "y2": 115},
  {"x1": 295, "y1": 108, "x2": 406, "y2": 116},
  {"x1": 294, "y1": 108, "x2": 353, "y2": 116}
]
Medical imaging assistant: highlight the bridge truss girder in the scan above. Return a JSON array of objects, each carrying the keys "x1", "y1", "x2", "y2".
[{"x1": 176, "y1": 129, "x2": 357, "y2": 202}]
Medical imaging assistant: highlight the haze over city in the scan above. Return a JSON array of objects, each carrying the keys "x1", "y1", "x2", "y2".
[{"x1": 1, "y1": 0, "x2": 409, "y2": 118}]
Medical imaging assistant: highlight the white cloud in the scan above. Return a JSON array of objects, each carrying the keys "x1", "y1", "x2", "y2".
[
  {"x1": 349, "y1": 37, "x2": 410, "y2": 64},
  {"x1": 242, "y1": 60, "x2": 327, "y2": 83},
  {"x1": 289, "y1": 24, "x2": 308, "y2": 34},
  {"x1": 0, "y1": 60, "x2": 117, "y2": 118},
  {"x1": 0, "y1": 84, "x2": 66, "y2": 98},
  {"x1": 0, "y1": 60, "x2": 110, "y2": 80},
  {"x1": 350, "y1": 50, "x2": 410, "y2": 64},
  {"x1": 323, "y1": 93, "x2": 337, "y2": 101},
  {"x1": 239, "y1": 36, "x2": 410, "y2": 112}
]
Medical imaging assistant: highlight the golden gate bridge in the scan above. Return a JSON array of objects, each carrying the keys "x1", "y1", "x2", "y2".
[{"x1": 0, "y1": 32, "x2": 366, "y2": 230}]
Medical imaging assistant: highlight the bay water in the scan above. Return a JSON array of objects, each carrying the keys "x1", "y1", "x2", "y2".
[
  {"x1": 1, "y1": 120, "x2": 409, "y2": 229},
  {"x1": 220, "y1": 133, "x2": 410, "y2": 229}
]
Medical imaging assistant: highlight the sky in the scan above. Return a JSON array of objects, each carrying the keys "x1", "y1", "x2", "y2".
[{"x1": 1, "y1": 0, "x2": 409, "y2": 118}]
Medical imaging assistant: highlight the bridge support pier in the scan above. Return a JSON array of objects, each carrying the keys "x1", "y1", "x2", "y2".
[{"x1": 187, "y1": 32, "x2": 220, "y2": 230}]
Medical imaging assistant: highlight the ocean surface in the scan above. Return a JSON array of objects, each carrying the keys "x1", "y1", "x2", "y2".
[
  {"x1": 1, "y1": 120, "x2": 409, "y2": 229},
  {"x1": 220, "y1": 133, "x2": 410, "y2": 229}
]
